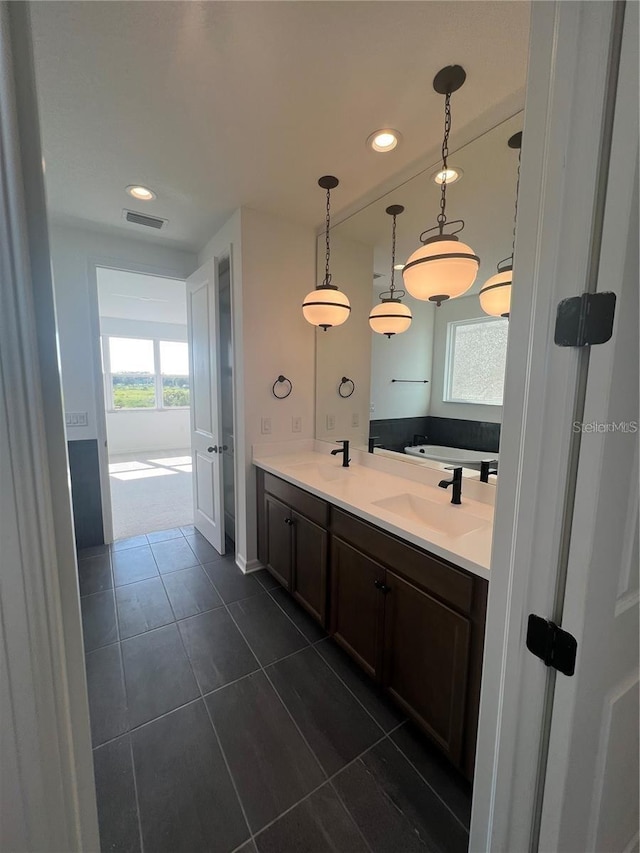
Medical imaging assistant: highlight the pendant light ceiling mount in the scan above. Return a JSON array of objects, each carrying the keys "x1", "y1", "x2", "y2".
[
  {"x1": 369, "y1": 205, "x2": 412, "y2": 338},
  {"x1": 402, "y1": 65, "x2": 480, "y2": 307},
  {"x1": 302, "y1": 176, "x2": 351, "y2": 331}
]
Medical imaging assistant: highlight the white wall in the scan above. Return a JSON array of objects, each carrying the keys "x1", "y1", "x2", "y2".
[
  {"x1": 429, "y1": 292, "x2": 503, "y2": 423},
  {"x1": 370, "y1": 296, "x2": 435, "y2": 420},
  {"x1": 315, "y1": 232, "x2": 373, "y2": 444},
  {"x1": 99, "y1": 315, "x2": 190, "y2": 454},
  {"x1": 199, "y1": 207, "x2": 316, "y2": 569},
  {"x1": 49, "y1": 221, "x2": 197, "y2": 442}
]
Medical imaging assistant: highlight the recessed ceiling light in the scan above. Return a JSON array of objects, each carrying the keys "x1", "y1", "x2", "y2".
[
  {"x1": 367, "y1": 129, "x2": 401, "y2": 153},
  {"x1": 432, "y1": 166, "x2": 463, "y2": 185},
  {"x1": 126, "y1": 185, "x2": 156, "y2": 201}
]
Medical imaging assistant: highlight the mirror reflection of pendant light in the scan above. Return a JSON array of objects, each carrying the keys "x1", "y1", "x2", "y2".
[
  {"x1": 403, "y1": 66, "x2": 480, "y2": 307},
  {"x1": 479, "y1": 132, "x2": 522, "y2": 318},
  {"x1": 302, "y1": 176, "x2": 351, "y2": 330},
  {"x1": 369, "y1": 205, "x2": 412, "y2": 338}
]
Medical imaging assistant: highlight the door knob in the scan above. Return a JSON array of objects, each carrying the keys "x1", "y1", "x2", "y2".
[{"x1": 207, "y1": 446, "x2": 217, "y2": 453}]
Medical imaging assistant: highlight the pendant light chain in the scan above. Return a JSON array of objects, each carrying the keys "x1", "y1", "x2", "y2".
[
  {"x1": 390, "y1": 211, "x2": 397, "y2": 294},
  {"x1": 324, "y1": 186, "x2": 332, "y2": 286},
  {"x1": 511, "y1": 145, "x2": 522, "y2": 259},
  {"x1": 437, "y1": 92, "x2": 452, "y2": 234}
]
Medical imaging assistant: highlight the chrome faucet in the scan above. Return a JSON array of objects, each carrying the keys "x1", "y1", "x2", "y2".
[
  {"x1": 439, "y1": 466, "x2": 463, "y2": 505},
  {"x1": 331, "y1": 439, "x2": 350, "y2": 468},
  {"x1": 480, "y1": 459, "x2": 498, "y2": 483}
]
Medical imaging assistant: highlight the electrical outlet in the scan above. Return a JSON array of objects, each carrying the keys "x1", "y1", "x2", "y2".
[
  {"x1": 351, "y1": 412, "x2": 360, "y2": 428},
  {"x1": 65, "y1": 411, "x2": 88, "y2": 427},
  {"x1": 292, "y1": 416, "x2": 302, "y2": 433},
  {"x1": 326, "y1": 414, "x2": 335, "y2": 431},
  {"x1": 261, "y1": 417, "x2": 272, "y2": 435}
]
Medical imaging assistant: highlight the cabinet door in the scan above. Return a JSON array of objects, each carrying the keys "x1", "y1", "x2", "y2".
[
  {"x1": 265, "y1": 493, "x2": 292, "y2": 589},
  {"x1": 383, "y1": 570, "x2": 471, "y2": 766},
  {"x1": 330, "y1": 537, "x2": 385, "y2": 679},
  {"x1": 292, "y1": 512, "x2": 328, "y2": 625}
]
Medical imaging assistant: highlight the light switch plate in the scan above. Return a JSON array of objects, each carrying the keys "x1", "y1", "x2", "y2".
[
  {"x1": 326, "y1": 414, "x2": 335, "y2": 430},
  {"x1": 351, "y1": 413, "x2": 360, "y2": 428},
  {"x1": 65, "y1": 412, "x2": 88, "y2": 427},
  {"x1": 261, "y1": 417, "x2": 272, "y2": 435},
  {"x1": 292, "y1": 416, "x2": 302, "y2": 433}
]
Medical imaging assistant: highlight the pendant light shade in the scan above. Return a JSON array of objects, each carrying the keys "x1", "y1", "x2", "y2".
[
  {"x1": 369, "y1": 300, "x2": 412, "y2": 336},
  {"x1": 403, "y1": 65, "x2": 479, "y2": 306},
  {"x1": 404, "y1": 236, "x2": 479, "y2": 305},
  {"x1": 302, "y1": 286, "x2": 351, "y2": 329},
  {"x1": 369, "y1": 205, "x2": 412, "y2": 338},
  {"x1": 479, "y1": 262, "x2": 512, "y2": 317},
  {"x1": 480, "y1": 132, "x2": 522, "y2": 319},
  {"x1": 303, "y1": 176, "x2": 351, "y2": 330}
]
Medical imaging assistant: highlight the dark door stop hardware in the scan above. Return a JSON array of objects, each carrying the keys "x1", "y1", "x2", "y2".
[
  {"x1": 554, "y1": 292, "x2": 616, "y2": 347},
  {"x1": 526, "y1": 614, "x2": 577, "y2": 676}
]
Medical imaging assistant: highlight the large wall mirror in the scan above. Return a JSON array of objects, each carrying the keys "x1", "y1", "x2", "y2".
[{"x1": 315, "y1": 111, "x2": 523, "y2": 481}]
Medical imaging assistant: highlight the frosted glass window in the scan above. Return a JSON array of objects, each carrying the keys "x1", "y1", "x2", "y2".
[{"x1": 444, "y1": 317, "x2": 508, "y2": 405}]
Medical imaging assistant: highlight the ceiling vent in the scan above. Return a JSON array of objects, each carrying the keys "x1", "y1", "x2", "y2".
[{"x1": 123, "y1": 209, "x2": 167, "y2": 230}]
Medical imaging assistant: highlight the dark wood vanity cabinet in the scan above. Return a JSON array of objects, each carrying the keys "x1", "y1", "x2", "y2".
[
  {"x1": 256, "y1": 468, "x2": 487, "y2": 779},
  {"x1": 259, "y1": 471, "x2": 329, "y2": 624},
  {"x1": 330, "y1": 537, "x2": 385, "y2": 679},
  {"x1": 382, "y1": 571, "x2": 471, "y2": 766}
]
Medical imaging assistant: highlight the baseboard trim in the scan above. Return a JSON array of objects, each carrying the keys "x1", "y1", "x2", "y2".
[{"x1": 235, "y1": 553, "x2": 264, "y2": 574}]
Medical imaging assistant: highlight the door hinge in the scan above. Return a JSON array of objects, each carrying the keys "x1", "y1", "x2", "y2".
[
  {"x1": 526, "y1": 614, "x2": 577, "y2": 676},
  {"x1": 554, "y1": 291, "x2": 616, "y2": 347}
]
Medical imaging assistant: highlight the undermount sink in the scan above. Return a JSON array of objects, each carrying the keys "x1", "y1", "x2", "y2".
[
  {"x1": 285, "y1": 461, "x2": 351, "y2": 482},
  {"x1": 372, "y1": 493, "x2": 488, "y2": 538}
]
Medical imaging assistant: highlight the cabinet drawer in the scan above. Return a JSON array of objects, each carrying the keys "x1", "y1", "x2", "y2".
[
  {"x1": 263, "y1": 472, "x2": 329, "y2": 528},
  {"x1": 331, "y1": 507, "x2": 473, "y2": 614}
]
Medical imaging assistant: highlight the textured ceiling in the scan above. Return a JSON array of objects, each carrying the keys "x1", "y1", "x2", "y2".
[{"x1": 31, "y1": 1, "x2": 530, "y2": 251}]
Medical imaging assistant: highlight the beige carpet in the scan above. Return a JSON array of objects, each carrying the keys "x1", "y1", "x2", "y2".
[{"x1": 109, "y1": 449, "x2": 194, "y2": 540}]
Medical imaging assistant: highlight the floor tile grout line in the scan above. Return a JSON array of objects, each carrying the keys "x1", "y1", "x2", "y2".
[
  {"x1": 385, "y1": 730, "x2": 471, "y2": 835},
  {"x1": 249, "y1": 722, "x2": 405, "y2": 845},
  {"x1": 106, "y1": 551, "x2": 145, "y2": 853},
  {"x1": 264, "y1": 585, "x2": 328, "y2": 645},
  {"x1": 326, "y1": 777, "x2": 376, "y2": 853},
  {"x1": 212, "y1": 591, "x2": 330, "y2": 839},
  {"x1": 308, "y1": 639, "x2": 392, "y2": 736},
  {"x1": 168, "y1": 580, "x2": 254, "y2": 849}
]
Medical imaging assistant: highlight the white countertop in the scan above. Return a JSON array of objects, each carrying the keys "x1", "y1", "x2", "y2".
[{"x1": 253, "y1": 443, "x2": 493, "y2": 580}]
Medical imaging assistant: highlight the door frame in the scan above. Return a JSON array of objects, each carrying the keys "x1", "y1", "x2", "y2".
[
  {"x1": 471, "y1": 2, "x2": 629, "y2": 849},
  {"x1": 87, "y1": 258, "x2": 190, "y2": 543}
]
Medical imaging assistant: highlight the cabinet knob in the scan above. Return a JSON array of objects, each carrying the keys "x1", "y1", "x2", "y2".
[
  {"x1": 284, "y1": 517, "x2": 294, "y2": 526},
  {"x1": 374, "y1": 580, "x2": 390, "y2": 594}
]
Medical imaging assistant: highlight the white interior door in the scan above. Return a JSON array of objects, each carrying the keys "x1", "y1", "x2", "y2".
[
  {"x1": 187, "y1": 259, "x2": 225, "y2": 555},
  {"x1": 538, "y1": 7, "x2": 639, "y2": 849}
]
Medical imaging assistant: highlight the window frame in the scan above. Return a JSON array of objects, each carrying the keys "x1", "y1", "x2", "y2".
[
  {"x1": 102, "y1": 334, "x2": 190, "y2": 412},
  {"x1": 443, "y1": 315, "x2": 508, "y2": 406}
]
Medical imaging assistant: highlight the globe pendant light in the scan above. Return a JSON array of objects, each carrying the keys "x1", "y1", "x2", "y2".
[
  {"x1": 369, "y1": 205, "x2": 412, "y2": 338},
  {"x1": 403, "y1": 66, "x2": 480, "y2": 306},
  {"x1": 479, "y1": 132, "x2": 522, "y2": 318},
  {"x1": 302, "y1": 176, "x2": 351, "y2": 330}
]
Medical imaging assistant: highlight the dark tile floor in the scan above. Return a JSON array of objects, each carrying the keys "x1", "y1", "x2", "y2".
[{"x1": 79, "y1": 528, "x2": 472, "y2": 853}]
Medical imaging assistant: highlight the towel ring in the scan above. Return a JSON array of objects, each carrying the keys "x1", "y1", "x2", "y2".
[
  {"x1": 338, "y1": 376, "x2": 355, "y2": 398},
  {"x1": 272, "y1": 375, "x2": 292, "y2": 399}
]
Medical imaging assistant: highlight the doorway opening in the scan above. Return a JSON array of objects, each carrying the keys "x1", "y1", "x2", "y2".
[{"x1": 97, "y1": 268, "x2": 192, "y2": 540}]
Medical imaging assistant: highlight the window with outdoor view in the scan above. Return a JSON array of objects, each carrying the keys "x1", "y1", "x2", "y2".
[{"x1": 104, "y1": 336, "x2": 190, "y2": 410}]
